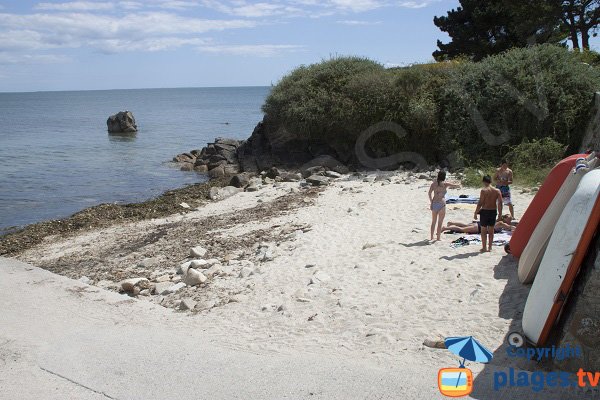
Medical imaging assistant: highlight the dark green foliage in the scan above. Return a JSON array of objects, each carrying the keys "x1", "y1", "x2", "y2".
[
  {"x1": 440, "y1": 45, "x2": 600, "y2": 162},
  {"x1": 505, "y1": 137, "x2": 566, "y2": 166},
  {"x1": 433, "y1": 0, "x2": 564, "y2": 61},
  {"x1": 262, "y1": 46, "x2": 600, "y2": 167}
]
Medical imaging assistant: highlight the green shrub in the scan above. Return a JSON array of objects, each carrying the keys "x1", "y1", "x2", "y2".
[
  {"x1": 504, "y1": 137, "x2": 566, "y2": 167},
  {"x1": 262, "y1": 46, "x2": 600, "y2": 167},
  {"x1": 440, "y1": 45, "x2": 600, "y2": 162}
]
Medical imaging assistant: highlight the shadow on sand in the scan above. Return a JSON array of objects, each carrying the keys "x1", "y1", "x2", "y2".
[
  {"x1": 398, "y1": 240, "x2": 431, "y2": 248},
  {"x1": 469, "y1": 255, "x2": 587, "y2": 399}
]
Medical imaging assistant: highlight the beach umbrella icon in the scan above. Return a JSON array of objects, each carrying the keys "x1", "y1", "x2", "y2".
[
  {"x1": 445, "y1": 336, "x2": 493, "y2": 366},
  {"x1": 444, "y1": 336, "x2": 493, "y2": 390}
]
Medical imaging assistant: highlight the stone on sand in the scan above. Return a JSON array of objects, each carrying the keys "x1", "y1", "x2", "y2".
[
  {"x1": 239, "y1": 266, "x2": 253, "y2": 278},
  {"x1": 179, "y1": 298, "x2": 197, "y2": 311},
  {"x1": 184, "y1": 268, "x2": 207, "y2": 286},
  {"x1": 120, "y1": 278, "x2": 149, "y2": 293},
  {"x1": 190, "y1": 246, "x2": 207, "y2": 258}
]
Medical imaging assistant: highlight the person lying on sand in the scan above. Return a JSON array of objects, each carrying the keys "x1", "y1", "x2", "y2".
[
  {"x1": 442, "y1": 214, "x2": 516, "y2": 234},
  {"x1": 474, "y1": 175, "x2": 503, "y2": 253}
]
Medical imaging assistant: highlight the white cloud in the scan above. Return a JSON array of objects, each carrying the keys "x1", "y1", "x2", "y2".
[
  {"x1": 35, "y1": 1, "x2": 115, "y2": 11},
  {"x1": 198, "y1": 44, "x2": 304, "y2": 56},
  {"x1": 0, "y1": 53, "x2": 70, "y2": 64},
  {"x1": 0, "y1": 12, "x2": 256, "y2": 51},
  {"x1": 118, "y1": 1, "x2": 143, "y2": 9},
  {"x1": 156, "y1": 1, "x2": 200, "y2": 10},
  {"x1": 398, "y1": 1, "x2": 430, "y2": 9},
  {"x1": 202, "y1": 0, "x2": 436, "y2": 18},
  {"x1": 336, "y1": 19, "x2": 381, "y2": 25},
  {"x1": 201, "y1": 1, "x2": 303, "y2": 18}
]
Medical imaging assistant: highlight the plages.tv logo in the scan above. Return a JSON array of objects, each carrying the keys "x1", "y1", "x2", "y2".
[{"x1": 438, "y1": 336, "x2": 493, "y2": 397}]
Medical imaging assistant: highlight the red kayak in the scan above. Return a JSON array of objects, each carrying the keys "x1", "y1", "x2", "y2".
[{"x1": 507, "y1": 153, "x2": 589, "y2": 257}]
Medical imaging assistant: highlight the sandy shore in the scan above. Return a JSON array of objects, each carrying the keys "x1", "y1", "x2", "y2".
[{"x1": 14, "y1": 170, "x2": 576, "y2": 396}]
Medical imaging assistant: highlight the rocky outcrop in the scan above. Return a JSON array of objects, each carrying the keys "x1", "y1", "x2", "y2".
[
  {"x1": 236, "y1": 116, "x2": 345, "y2": 173},
  {"x1": 107, "y1": 111, "x2": 137, "y2": 133},
  {"x1": 173, "y1": 137, "x2": 242, "y2": 175},
  {"x1": 553, "y1": 234, "x2": 600, "y2": 372}
]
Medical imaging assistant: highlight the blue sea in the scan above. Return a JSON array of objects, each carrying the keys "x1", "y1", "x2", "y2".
[{"x1": 0, "y1": 87, "x2": 270, "y2": 233}]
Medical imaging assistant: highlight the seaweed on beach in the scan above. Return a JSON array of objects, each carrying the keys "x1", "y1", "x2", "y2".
[{"x1": 0, "y1": 178, "x2": 229, "y2": 256}]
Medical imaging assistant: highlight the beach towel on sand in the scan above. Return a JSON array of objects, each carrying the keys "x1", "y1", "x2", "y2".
[
  {"x1": 450, "y1": 232, "x2": 512, "y2": 248},
  {"x1": 446, "y1": 195, "x2": 479, "y2": 205}
]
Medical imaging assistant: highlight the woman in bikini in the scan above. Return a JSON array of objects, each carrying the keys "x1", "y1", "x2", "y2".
[
  {"x1": 442, "y1": 214, "x2": 516, "y2": 234},
  {"x1": 428, "y1": 171, "x2": 461, "y2": 241}
]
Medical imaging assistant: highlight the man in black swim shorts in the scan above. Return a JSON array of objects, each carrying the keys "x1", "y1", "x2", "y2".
[{"x1": 474, "y1": 175, "x2": 504, "y2": 252}]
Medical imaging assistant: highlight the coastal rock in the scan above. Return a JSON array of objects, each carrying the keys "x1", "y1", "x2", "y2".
[
  {"x1": 280, "y1": 172, "x2": 302, "y2": 182},
  {"x1": 324, "y1": 171, "x2": 343, "y2": 179},
  {"x1": 230, "y1": 173, "x2": 252, "y2": 188},
  {"x1": 194, "y1": 164, "x2": 209, "y2": 173},
  {"x1": 107, "y1": 111, "x2": 137, "y2": 133},
  {"x1": 306, "y1": 175, "x2": 330, "y2": 186},
  {"x1": 184, "y1": 268, "x2": 207, "y2": 286},
  {"x1": 190, "y1": 246, "x2": 207, "y2": 258},
  {"x1": 208, "y1": 166, "x2": 225, "y2": 179}
]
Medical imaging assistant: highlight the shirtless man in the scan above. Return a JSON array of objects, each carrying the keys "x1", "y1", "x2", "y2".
[
  {"x1": 474, "y1": 175, "x2": 503, "y2": 252},
  {"x1": 494, "y1": 160, "x2": 514, "y2": 219}
]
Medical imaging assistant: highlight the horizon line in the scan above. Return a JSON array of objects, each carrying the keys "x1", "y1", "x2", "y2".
[{"x1": 0, "y1": 84, "x2": 273, "y2": 95}]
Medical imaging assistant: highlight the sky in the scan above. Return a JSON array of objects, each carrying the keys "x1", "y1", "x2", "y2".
[{"x1": 0, "y1": 0, "x2": 465, "y2": 91}]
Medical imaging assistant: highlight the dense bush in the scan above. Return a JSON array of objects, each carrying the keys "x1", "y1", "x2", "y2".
[
  {"x1": 505, "y1": 137, "x2": 566, "y2": 167},
  {"x1": 440, "y1": 45, "x2": 600, "y2": 163},
  {"x1": 262, "y1": 46, "x2": 600, "y2": 166}
]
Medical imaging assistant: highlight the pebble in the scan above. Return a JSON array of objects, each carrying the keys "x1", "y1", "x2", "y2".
[
  {"x1": 184, "y1": 268, "x2": 207, "y2": 286},
  {"x1": 140, "y1": 289, "x2": 150, "y2": 296},
  {"x1": 179, "y1": 298, "x2": 197, "y2": 311},
  {"x1": 155, "y1": 275, "x2": 171, "y2": 283},
  {"x1": 310, "y1": 271, "x2": 331, "y2": 284},
  {"x1": 178, "y1": 261, "x2": 193, "y2": 275},
  {"x1": 324, "y1": 171, "x2": 342, "y2": 179},
  {"x1": 297, "y1": 297, "x2": 312, "y2": 303},
  {"x1": 180, "y1": 202, "x2": 191, "y2": 209},
  {"x1": 154, "y1": 281, "x2": 174, "y2": 295},
  {"x1": 78, "y1": 276, "x2": 91, "y2": 285},
  {"x1": 239, "y1": 266, "x2": 254, "y2": 278},
  {"x1": 190, "y1": 246, "x2": 207, "y2": 258},
  {"x1": 190, "y1": 259, "x2": 208, "y2": 269},
  {"x1": 120, "y1": 278, "x2": 149, "y2": 293},
  {"x1": 167, "y1": 282, "x2": 186, "y2": 294}
]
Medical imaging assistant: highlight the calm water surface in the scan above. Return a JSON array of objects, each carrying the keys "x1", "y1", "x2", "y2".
[{"x1": 0, "y1": 86, "x2": 270, "y2": 232}]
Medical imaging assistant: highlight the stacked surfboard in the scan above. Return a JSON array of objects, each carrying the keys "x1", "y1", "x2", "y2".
[{"x1": 513, "y1": 153, "x2": 600, "y2": 346}]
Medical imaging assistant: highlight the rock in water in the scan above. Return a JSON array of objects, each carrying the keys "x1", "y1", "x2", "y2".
[{"x1": 107, "y1": 111, "x2": 137, "y2": 133}]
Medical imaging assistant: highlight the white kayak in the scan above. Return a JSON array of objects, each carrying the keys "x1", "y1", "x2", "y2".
[
  {"x1": 518, "y1": 156, "x2": 598, "y2": 284},
  {"x1": 522, "y1": 168, "x2": 600, "y2": 346}
]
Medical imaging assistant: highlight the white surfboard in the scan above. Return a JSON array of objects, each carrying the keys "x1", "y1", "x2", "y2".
[
  {"x1": 522, "y1": 169, "x2": 600, "y2": 346},
  {"x1": 518, "y1": 156, "x2": 598, "y2": 284}
]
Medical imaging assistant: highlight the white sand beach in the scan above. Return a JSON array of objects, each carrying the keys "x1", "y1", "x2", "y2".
[{"x1": 9, "y1": 171, "x2": 592, "y2": 398}]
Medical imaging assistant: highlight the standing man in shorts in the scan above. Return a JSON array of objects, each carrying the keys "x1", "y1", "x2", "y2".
[
  {"x1": 474, "y1": 175, "x2": 503, "y2": 252},
  {"x1": 494, "y1": 160, "x2": 514, "y2": 220}
]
